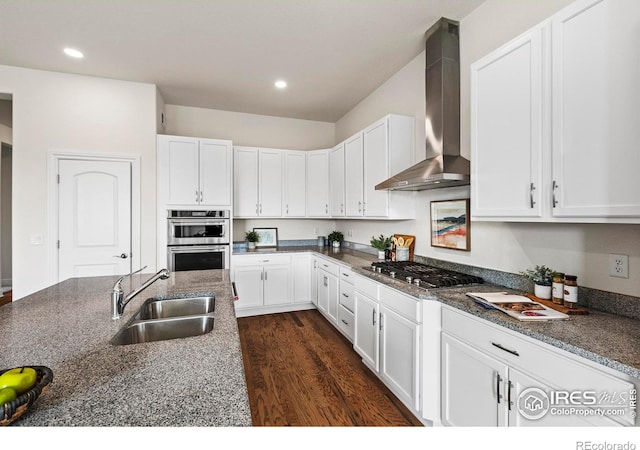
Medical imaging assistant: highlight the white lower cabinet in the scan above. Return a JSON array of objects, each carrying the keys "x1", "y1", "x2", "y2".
[
  {"x1": 441, "y1": 306, "x2": 634, "y2": 427},
  {"x1": 353, "y1": 277, "x2": 421, "y2": 415},
  {"x1": 232, "y1": 254, "x2": 301, "y2": 317},
  {"x1": 315, "y1": 257, "x2": 339, "y2": 324},
  {"x1": 292, "y1": 253, "x2": 311, "y2": 304}
]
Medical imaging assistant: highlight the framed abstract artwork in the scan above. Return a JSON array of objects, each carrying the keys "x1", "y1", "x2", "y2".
[{"x1": 430, "y1": 199, "x2": 470, "y2": 251}]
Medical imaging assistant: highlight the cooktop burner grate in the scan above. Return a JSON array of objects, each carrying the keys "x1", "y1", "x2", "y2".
[{"x1": 369, "y1": 261, "x2": 483, "y2": 289}]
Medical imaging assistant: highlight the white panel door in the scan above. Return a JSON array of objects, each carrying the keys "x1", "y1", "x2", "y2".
[
  {"x1": 306, "y1": 150, "x2": 330, "y2": 217},
  {"x1": 164, "y1": 136, "x2": 200, "y2": 205},
  {"x1": 354, "y1": 291, "x2": 379, "y2": 371},
  {"x1": 329, "y1": 143, "x2": 345, "y2": 217},
  {"x1": 58, "y1": 159, "x2": 131, "y2": 280},
  {"x1": 233, "y1": 147, "x2": 259, "y2": 217},
  {"x1": 263, "y1": 265, "x2": 291, "y2": 306},
  {"x1": 284, "y1": 151, "x2": 306, "y2": 217},
  {"x1": 233, "y1": 265, "x2": 264, "y2": 309},
  {"x1": 258, "y1": 149, "x2": 283, "y2": 216},
  {"x1": 199, "y1": 140, "x2": 231, "y2": 206},
  {"x1": 363, "y1": 119, "x2": 389, "y2": 217}
]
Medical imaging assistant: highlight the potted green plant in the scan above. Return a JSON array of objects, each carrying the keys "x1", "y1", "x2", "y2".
[
  {"x1": 370, "y1": 234, "x2": 392, "y2": 259},
  {"x1": 328, "y1": 231, "x2": 344, "y2": 248},
  {"x1": 245, "y1": 230, "x2": 260, "y2": 250},
  {"x1": 520, "y1": 265, "x2": 555, "y2": 300}
]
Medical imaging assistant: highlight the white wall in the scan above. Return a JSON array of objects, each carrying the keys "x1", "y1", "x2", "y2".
[
  {"x1": 333, "y1": 0, "x2": 640, "y2": 298},
  {"x1": 0, "y1": 65, "x2": 157, "y2": 300},
  {"x1": 166, "y1": 104, "x2": 335, "y2": 150}
]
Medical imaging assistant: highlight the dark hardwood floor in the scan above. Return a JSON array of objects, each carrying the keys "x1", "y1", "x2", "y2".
[
  {"x1": 237, "y1": 309, "x2": 423, "y2": 426},
  {"x1": 0, "y1": 290, "x2": 11, "y2": 307}
]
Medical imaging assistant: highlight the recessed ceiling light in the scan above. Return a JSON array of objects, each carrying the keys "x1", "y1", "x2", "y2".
[
  {"x1": 274, "y1": 80, "x2": 287, "y2": 89},
  {"x1": 64, "y1": 48, "x2": 84, "y2": 58}
]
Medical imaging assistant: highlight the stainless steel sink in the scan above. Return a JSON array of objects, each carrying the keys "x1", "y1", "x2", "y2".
[
  {"x1": 110, "y1": 315, "x2": 215, "y2": 346},
  {"x1": 134, "y1": 295, "x2": 215, "y2": 320}
]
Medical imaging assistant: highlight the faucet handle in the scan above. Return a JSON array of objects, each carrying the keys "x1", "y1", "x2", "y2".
[{"x1": 114, "y1": 265, "x2": 148, "y2": 290}]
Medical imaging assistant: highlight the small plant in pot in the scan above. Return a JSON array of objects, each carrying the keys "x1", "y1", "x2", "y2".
[
  {"x1": 245, "y1": 230, "x2": 260, "y2": 250},
  {"x1": 328, "y1": 231, "x2": 344, "y2": 248},
  {"x1": 370, "y1": 234, "x2": 392, "y2": 259},
  {"x1": 520, "y1": 265, "x2": 555, "y2": 300}
]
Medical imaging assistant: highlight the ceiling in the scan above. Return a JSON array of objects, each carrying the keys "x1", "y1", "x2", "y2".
[{"x1": 0, "y1": 0, "x2": 485, "y2": 122}]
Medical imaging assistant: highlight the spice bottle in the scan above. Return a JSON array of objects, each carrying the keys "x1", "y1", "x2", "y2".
[
  {"x1": 563, "y1": 275, "x2": 578, "y2": 309},
  {"x1": 552, "y1": 272, "x2": 565, "y2": 305}
]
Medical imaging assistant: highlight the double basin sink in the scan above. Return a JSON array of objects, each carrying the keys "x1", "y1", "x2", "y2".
[{"x1": 110, "y1": 294, "x2": 215, "y2": 345}]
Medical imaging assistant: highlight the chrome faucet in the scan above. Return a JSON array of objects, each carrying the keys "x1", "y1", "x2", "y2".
[{"x1": 111, "y1": 266, "x2": 171, "y2": 319}]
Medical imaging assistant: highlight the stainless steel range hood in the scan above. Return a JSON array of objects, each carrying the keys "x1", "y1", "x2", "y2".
[{"x1": 376, "y1": 17, "x2": 469, "y2": 191}]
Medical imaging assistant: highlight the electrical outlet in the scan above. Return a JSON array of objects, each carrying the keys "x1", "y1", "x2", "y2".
[
  {"x1": 609, "y1": 254, "x2": 629, "y2": 278},
  {"x1": 348, "y1": 229, "x2": 353, "y2": 237},
  {"x1": 314, "y1": 227, "x2": 318, "y2": 235}
]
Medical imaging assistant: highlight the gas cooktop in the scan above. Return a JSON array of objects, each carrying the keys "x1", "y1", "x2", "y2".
[{"x1": 368, "y1": 261, "x2": 483, "y2": 289}]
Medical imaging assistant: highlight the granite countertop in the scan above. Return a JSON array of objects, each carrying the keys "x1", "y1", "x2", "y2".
[
  {"x1": 236, "y1": 245, "x2": 640, "y2": 380},
  {"x1": 0, "y1": 270, "x2": 251, "y2": 426}
]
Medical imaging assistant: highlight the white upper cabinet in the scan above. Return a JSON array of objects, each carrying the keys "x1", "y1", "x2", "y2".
[
  {"x1": 329, "y1": 143, "x2": 345, "y2": 217},
  {"x1": 158, "y1": 135, "x2": 232, "y2": 207},
  {"x1": 344, "y1": 132, "x2": 364, "y2": 217},
  {"x1": 550, "y1": 0, "x2": 640, "y2": 219},
  {"x1": 362, "y1": 115, "x2": 415, "y2": 218},
  {"x1": 283, "y1": 150, "x2": 307, "y2": 217},
  {"x1": 233, "y1": 146, "x2": 282, "y2": 217},
  {"x1": 471, "y1": 24, "x2": 546, "y2": 219},
  {"x1": 471, "y1": 0, "x2": 640, "y2": 223},
  {"x1": 306, "y1": 149, "x2": 330, "y2": 217}
]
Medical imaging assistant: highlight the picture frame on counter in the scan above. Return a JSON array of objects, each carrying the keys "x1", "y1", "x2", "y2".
[
  {"x1": 430, "y1": 199, "x2": 470, "y2": 251},
  {"x1": 253, "y1": 227, "x2": 278, "y2": 248}
]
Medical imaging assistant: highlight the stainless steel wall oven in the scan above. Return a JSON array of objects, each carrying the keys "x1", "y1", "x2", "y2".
[{"x1": 167, "y1": 210, "x2": 230, "y2": 271}]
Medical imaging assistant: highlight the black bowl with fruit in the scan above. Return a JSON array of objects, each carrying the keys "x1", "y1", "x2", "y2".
[{"x1": 0, "y1": 366, "x2": 53, "y2": 426}]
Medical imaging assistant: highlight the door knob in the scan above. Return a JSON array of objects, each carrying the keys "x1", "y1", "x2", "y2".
[{"x1": 113, "y1": 253, "x2": 129, "y2": 259}]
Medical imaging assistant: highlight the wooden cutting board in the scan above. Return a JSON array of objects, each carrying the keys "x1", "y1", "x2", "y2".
[
  {"x1": 393, "y1": 234, "x2": 415, "y2": 261},
  {"x1": 525, "y1": 294, "x2": 589, "y2": 315}
]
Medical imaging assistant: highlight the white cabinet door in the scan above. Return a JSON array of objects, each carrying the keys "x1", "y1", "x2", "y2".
[
  {"x1": 258, "y1": 149, "x2": 283, "y2": 217},
  {"x1": 354, "y1": 291, "x2": 379, "y2": 371},
  {"x1": 283, "y1": 151, "x2": 306, "y2": 217},
  {"x1": 233, "y1": 265, "x2": 264, "y2": 309},
  {"x1": 363, "y1": 118, "x2": 389, "y2": 217},
  {"x1": 306, "y1": 150, "x2": 330, "y2": 217},
  {"x1": 310, "y1": 257, "x2": 318, "y2": 306},
  {"x1": 316, "y1": 269, "x2": 329, "y2": 314},
  {"x1": 263, "y1": 265, "x2": 291, "y2": 306},
  {"x1": 471, "y1": 24, "x2": 545, "y2": 219},
  {"x1": 329, "y1": 143, "x2": 345, "y2": 217},
  {"x1": 292, "y1": 253, "x2": 311, "y2": 304},
  {"x1": 379, "y1": 305, "x2": 420, "y2": 411},
  {"x1": 326, "y1": 272, "x2": 339, "y2": 324},
  {"x1": 199, "y1": 139, "x2": 232, "y2": 206},
  {"x1": 551, "y1": 0, "x2": 640, "y2": 218},
  {"x1": 344, "y1": 133, "x2": 364, "y2": 217},
  {"x1": 160, "y1": 135, "x2": 200, "y2": 205},
  {"x1": 441, "y1": 333, "x2": 508, "y2": 427},
  {"x1": 234, "y1": 147, "x2": 259, "y2": 217}
]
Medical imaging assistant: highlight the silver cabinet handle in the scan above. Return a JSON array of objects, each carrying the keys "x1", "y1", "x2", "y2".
[
  {"x1": 260, "y1": 203, "x2": 262, "y2": 214},
  {"x1": 372, "y1": 309, "x2": 376, "y2": 326},
  {"x1": 255, "y1": 203, "x2": 259, "y2": 214},
  {"x1": 342, "y1": 293, "x2": 349, "y2": 297},
  {"x1": 325, "y1": 203, "x2": 328, "y2": 214},
  {"x1": 552, "y1": 180, "x2": 559, "y2": 207},
  {"x1": 496, "y1": 373, "x2": 503, "y2": 404},
  {"x1": 362, "y1": 201, "x2": 366, "y2": 212},
  {"x1": 113, "y1": 253, "x2": 129, "y2": 259},
  {"x1": 260, "y1": 272, "x2": 263, "y2": 281},
  {"x1": 264, "y1": 271, "x2": 267, "y2": 281},
  {"x1": 358, "y1": 201, "x2": 362, "y2": 213},
  {"x1": 341, "y1": 203, "x2": 344, "y2": 213},
  {"x1": 341, "y1": 319, "x2": 349, "y2": 325},
  {"x1": 323, "y1": 275, "x2": 328, "y2": 287},
  {"x1": 529, "y1": 183, "x2": 536, "y2": 208},
  {"x1": 286, "y1": 204, "x2": 289, "y2": 215},
  {"x1": 508, "y1": 380, "x2": 513, "y2": 411},
  {"x1": 379, "y1": 314, "x2": 383, "y2": 331},
  {"x1": 196, "y1": 190, "x2": 199, "y2": 203}
]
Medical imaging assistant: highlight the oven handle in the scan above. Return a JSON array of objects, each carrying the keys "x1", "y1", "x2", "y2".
[
  {"x1": 232, "y1": 282, "x2": 239, "y2": 301},
  {"x1": 167, "y1": 245, "x2": 229, "y2": 253}
]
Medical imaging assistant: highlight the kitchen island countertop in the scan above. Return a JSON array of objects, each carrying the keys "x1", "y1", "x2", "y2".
[{"x1": 0, "y1": 269, "x2": 251, "y2": 426}]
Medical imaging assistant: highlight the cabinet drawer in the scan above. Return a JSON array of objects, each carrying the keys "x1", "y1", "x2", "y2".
[
  {"x1": 316, "y1": 257, "x2": 340, "y2": 276},
  {"x1": 354, "y1": 273, "x2": 379, "y2": 299},
  {"x1": 340, "y1": 267, "x2": 354, "y2": 284},
  {"x1": 339, "y1": 282, "x2": 355, "y2": 313},
  {"x1": 379, "y1": 285, "x2": 421, "y2": 323},
  {"x1": 337, "y1": 304, "x2": 355, "y2": 341},
  {"x1": 442, "y1": 306, "x2": 634, "y2": 421},
  {"x1": 233, "y1": 253, "x2": 291, "y2": 266}
]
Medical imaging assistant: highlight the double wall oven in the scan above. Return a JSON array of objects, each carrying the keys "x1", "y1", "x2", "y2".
[{"x1": 167, "y1": 210, "x2": 230, "y2": 271}]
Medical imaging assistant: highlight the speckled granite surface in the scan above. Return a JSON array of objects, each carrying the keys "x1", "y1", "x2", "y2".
[
  {"x1": 237, "y1": 245, "x2": 640, "y2": 380},
  {"x1": 0, "y1": 270, "x2": 251, "y2": 426}
]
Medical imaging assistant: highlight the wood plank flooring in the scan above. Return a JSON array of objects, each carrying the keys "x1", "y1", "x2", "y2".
[
  {"x1": 0, "y1": 290, "x2": 11, "y2": 307},
  {"x1": 237, "y1": 309, "x2": 423, "y2": 426}
]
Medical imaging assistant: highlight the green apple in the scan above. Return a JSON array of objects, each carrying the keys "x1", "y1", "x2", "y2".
[
  {"x1": 0, "y1": 367, "x2": 37, "y2": 394},
  {"x1": 0, "y1": 387, "x2": 17, "y2": 405}
]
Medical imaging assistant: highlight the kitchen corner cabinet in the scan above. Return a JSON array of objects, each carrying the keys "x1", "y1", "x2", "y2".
[
  {"x1": 471, "y1": 0, "x2": 640, "y2": 223},
  {"x1": 233, "y1": 146, "x2": 282, "y2": 217},
  {"x1": 283, "y1": 150, "x2": 307, "y2": 217},
  {"x1": 157, "y1": 135, "x2": 232, "y2": 207},
  {"x1": 315, "y1": 256, "x2": 339, "y2": 324},
  {"x1": 306, "y1": 149, "x2": 330, "y2": 217},
  {"x1": 441, "y1": 306, "x2": 634, "y2": 427},
  {"x1": 292, "y1": 253, "x2": 311, "y2": 304},
  {"x1": 344, "y1": 132, "x2": 364, "y2": 216}
]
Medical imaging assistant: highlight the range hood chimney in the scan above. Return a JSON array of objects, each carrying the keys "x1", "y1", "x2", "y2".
[{"x1": 375, "y1": 17, "x2": 469, "y2": 191}]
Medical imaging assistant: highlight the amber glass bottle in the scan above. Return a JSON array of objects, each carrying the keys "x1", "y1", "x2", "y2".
[
  {"x1": 552, "y1": 272, "x2": 565, "y2": 305},
  {"x1": 563, "y1": 275, "x2": 578, "y2": 309}
]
